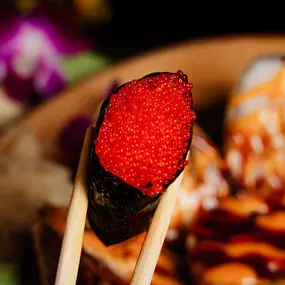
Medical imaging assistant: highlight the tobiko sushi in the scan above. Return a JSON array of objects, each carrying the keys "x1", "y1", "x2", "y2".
[{"x1": 87, "y1": 71, "x2": 196, "y2": 245}]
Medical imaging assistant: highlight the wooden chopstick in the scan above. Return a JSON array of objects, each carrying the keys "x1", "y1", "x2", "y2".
[
  {"x1": 54, "y1": 124, "x2": 188, "y2": 285},
  {"x1": 129, "y1": 151, "x2": 189, "y2": 285},
  {"x1": 54, "y1": 127, "x2": 92, "y2": 285}
]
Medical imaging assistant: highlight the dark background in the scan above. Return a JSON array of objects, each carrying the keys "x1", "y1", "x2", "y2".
[{"x1": 90, "y1": 1, "x2": 285, "y2": 60}]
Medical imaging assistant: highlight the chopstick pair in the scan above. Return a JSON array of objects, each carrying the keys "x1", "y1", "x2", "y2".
[{"x1": 54, "y1": 126, "x2": 188, "y2": 285}]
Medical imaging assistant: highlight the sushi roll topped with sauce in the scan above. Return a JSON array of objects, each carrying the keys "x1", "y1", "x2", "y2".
[
  {"x1": 225, "y1": 56, "x2": 285, "y2": 207},
  {"x1": 166, "y1": 124, "x2": 229, "y2": 246},
  {"x1": 187, "y1": 192, "x2": 285, "y2": 284}
]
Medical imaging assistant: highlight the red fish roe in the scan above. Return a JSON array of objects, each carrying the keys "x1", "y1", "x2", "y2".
[{"x1": 95, "y1": 71, "x2": 196, "y2": 196}]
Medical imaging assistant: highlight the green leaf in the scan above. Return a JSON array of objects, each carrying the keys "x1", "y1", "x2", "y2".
[
  {"x1": 60, "y1": 51, "x2": 111, "y2": 84},
  {"x1": 0, "y1": 264, "x2": 19, "y2": 285}
]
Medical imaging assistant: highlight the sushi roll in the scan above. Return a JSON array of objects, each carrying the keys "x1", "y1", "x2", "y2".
[
  {"x1": 224, "y1": 56, "x2": 285, "y2": 207},
  {"x1": 186, "y1": 193, "x2": 285, "y2": 284},
  {"x1": 33, "y1": 206, "x2": 184, "y2": 285},
  {"x1": 166, "y1": 124, "x2": 229, "y2": 246},
  {"x1": 87, "y1": 71, "x2": 196, "y2": 245}
]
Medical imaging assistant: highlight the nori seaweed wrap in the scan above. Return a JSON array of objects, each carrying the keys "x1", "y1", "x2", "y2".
[{"x1": 87, "y1": 71, "x2": 196, "y2": 246}]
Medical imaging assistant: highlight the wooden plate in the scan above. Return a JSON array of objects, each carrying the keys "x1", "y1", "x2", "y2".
[{"x1": 2, "y1": 34, "x2": 285, "y2": 153}]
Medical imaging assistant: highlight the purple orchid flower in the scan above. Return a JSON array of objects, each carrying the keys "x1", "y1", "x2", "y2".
[{"x1": 0, "y1": 12, "x2": 88, "y2": 102}]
